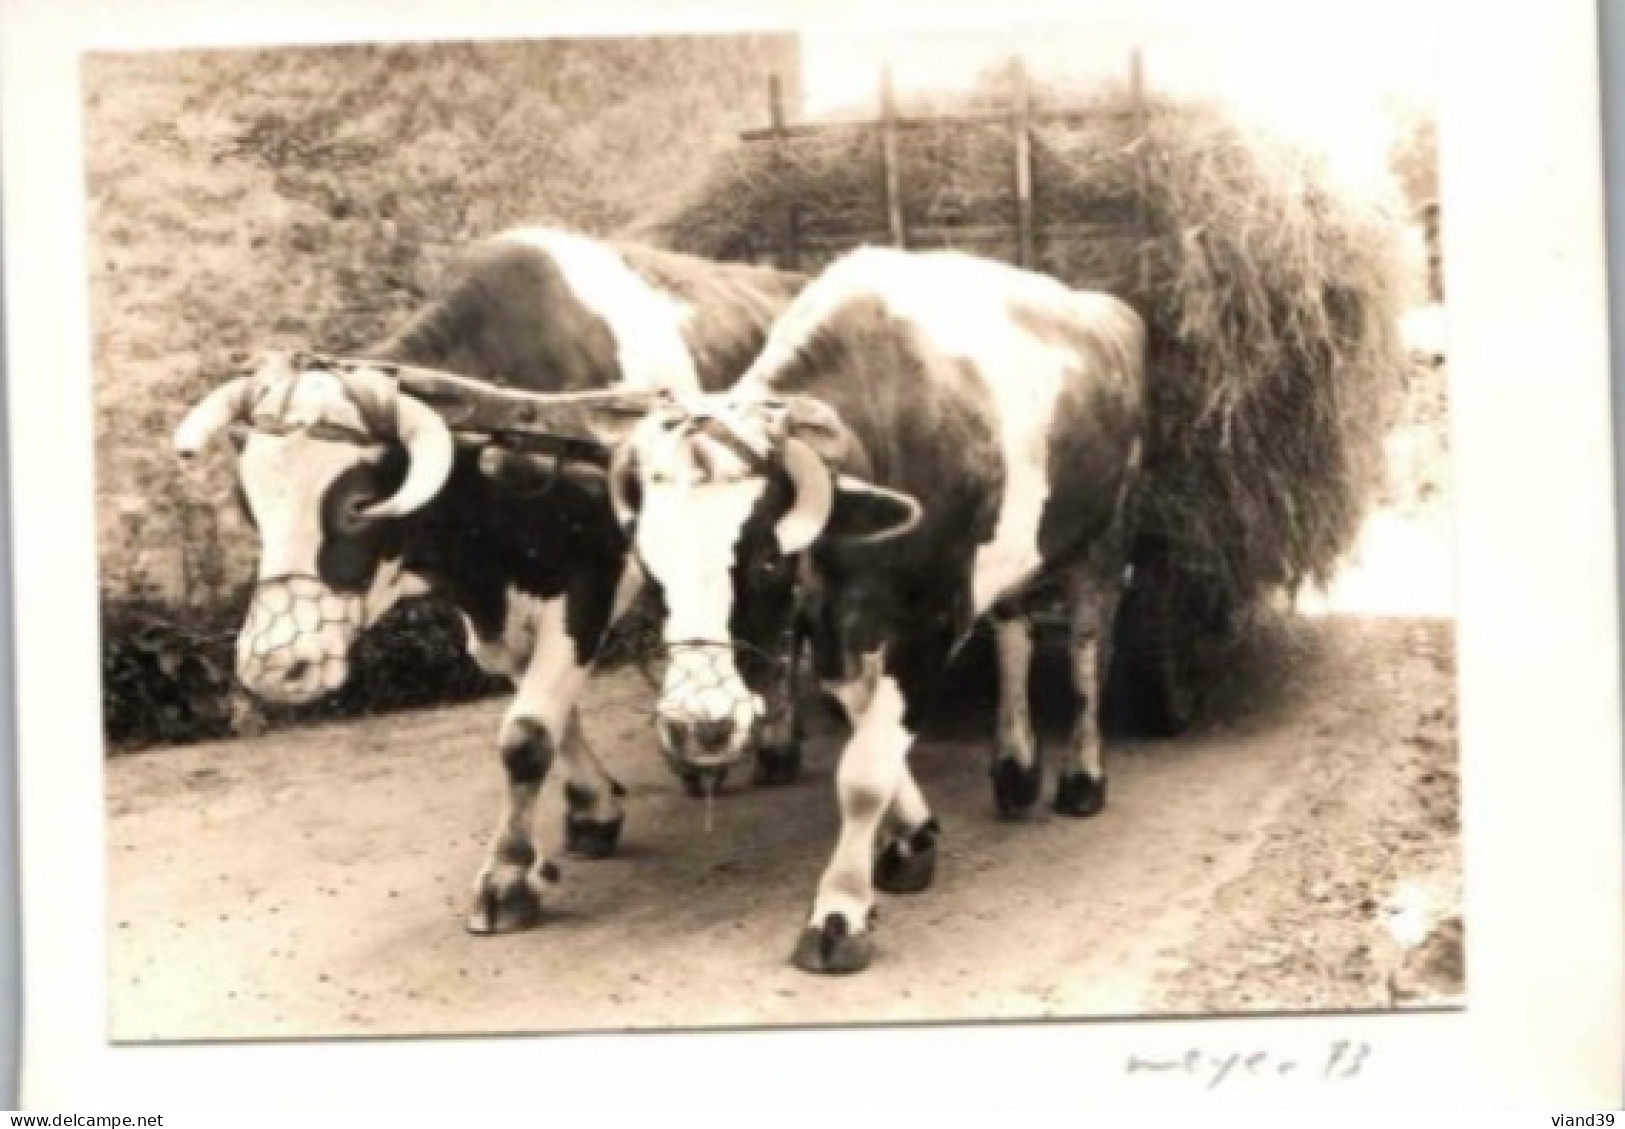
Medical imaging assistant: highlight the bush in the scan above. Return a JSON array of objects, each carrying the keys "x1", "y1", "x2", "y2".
[
  {"x1": 101, "y1": 599, "x2": 240, "y2": 749},
  {"x1": 101, "y1": 595, "x2": 514, "y2": 753}
]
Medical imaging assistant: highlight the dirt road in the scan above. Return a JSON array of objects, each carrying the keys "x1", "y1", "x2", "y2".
[
  {"x1": 107, "y1": 355, "x2": 1462, "y2": 1042},
  {"x1": 106, "y1": 603, "x2": 1461, "y2": 1042}
]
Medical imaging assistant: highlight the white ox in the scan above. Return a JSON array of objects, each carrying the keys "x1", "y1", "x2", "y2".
[{"x1": 606, "y1": 247, "x2": 1147, "y2": 973}]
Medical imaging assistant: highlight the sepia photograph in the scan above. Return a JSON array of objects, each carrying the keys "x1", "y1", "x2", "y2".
[
  {"x1": 9, "y1": 0, "x2": 1625, "y2": 1111},
  {"x1": 81, "y1": 7, "x2": 1467, "y2": 1044}
]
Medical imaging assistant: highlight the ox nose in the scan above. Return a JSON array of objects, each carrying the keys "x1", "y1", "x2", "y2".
[
  {"x1": 659, "y1": 717, "x2": 738, "y2": 763},
  {"x1": 691, "y1": 719, "x2": 735, "y2": 754}
]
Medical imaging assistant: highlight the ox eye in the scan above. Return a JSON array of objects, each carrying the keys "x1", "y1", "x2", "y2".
[
  {"x1": 343, "y1": 494, "x2": 377, "y2": 530},
  {"x1": 329, "y1": 485, "x2": 380, "y2": 535}
]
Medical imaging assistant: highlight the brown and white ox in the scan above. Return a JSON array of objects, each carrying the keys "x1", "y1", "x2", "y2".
[
  {"x1": 605, "y1": 247, "x2": 1146, "y2": 973},
  {"x1": 173, "y1": 227, "x2": 805, "y2": 934}
]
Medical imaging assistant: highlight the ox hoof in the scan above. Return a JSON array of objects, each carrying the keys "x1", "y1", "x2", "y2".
[
  {"x1": 680, "y1": 766, "x2": 730, "y2": 798},
  {"x1": 790, "y1": 912, "x2": 875, "y2": 975},
  {"x1": 563, "y1": 782, "x2": 625, "y2": 858},
  {"x1": 991, "y1": 755, "x2": 1043, "y2": 818},
  {"x1": 1053, "y1": 771, "x2": 1107, "y2": 818},
  {"x1": 752, "y1": 743, "x2": 803, "y2": 786},
  {"x1": 874, "y1": 818, "x2": 940, "y2": 894},
  {"x1": 564, "y1": 812, "x2": 624, "y2": 859},
  {"x1": 466, "y1": 863, "x2": 557, "y2": 935}
]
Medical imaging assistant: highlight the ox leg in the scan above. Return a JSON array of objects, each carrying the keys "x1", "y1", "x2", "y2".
[
  {"x1": 820, "y1": 648, "x2": 940, "y2": 897},
  {"x1": 559, "y1": 709, "x2": 627, "y2": 859},
  {"x1": 794, "y1": 594, "x2": 962, "y2": 977},
  {"x1": 752, "y1": 627, "x2": 806, "y2": 787},
  {"x1": 874, "y1": 765, "x2": 941, "y2": 895},
  {"x1": 469, "y1": 632, "x2": 614, "y2": 932},
  {"x1": 791, "y1": 674, "x2": 917, "y2": 974},
  {"x1": 1053, "y1": 560, "x2": 1122, "y2": 818},
  {"x1": 467, "y1": 710, "x2": 562, "y2": 934},
  {"x1": 989, "y1": 607, "x2": 1042, "y2": 818},
  {"x1": 820, "y1": 649, "x2": 881, "y2": 727},
  {"x1": 561, "y1": 564, "x2": 640, "y2": 841}
]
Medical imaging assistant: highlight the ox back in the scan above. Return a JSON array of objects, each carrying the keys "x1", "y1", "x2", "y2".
[{"x1": 741, "y1": 252, "x2": 1145, "y2": 728}]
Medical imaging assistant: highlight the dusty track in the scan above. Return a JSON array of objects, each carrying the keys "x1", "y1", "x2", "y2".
[{"x1": 106, "y1": 606, "x2": 1460, "y2": 1041}]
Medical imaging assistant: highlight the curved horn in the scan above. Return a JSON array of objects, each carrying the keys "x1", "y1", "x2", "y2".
[
  {"x1": 174, "y1": 376, "x2": 254, "y2": 459},
  {"x1": 828, "y1": 476, "x2": 925, "y2": 547},
  {"x1": 360, "y1": 393, "x2": 456, "y2": 520},
  {"x1": 607, "y1": 441, "x2": 639, "y2": 531},
  {"x1": 773, "y1": 438, "x2": 835, "y2": 555}
]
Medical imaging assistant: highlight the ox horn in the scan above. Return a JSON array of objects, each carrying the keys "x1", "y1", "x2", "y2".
[
  {"x1": 827, "y1": 476, "x2": 924, "y2": 547},
  {"x1": 361, "y1": 391, "x2": 456, "y2": 521},
  {"x1": 774, "y1": 438, "x2": 835, "y2": 554},
  {"x1": 174, "y1": 376, "x2": 254, "y2": 458}
]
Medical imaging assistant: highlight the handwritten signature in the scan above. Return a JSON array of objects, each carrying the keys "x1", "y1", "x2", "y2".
[{"x1": 1126, "y1": 1040, "x2": 1372, "y2": 1089}]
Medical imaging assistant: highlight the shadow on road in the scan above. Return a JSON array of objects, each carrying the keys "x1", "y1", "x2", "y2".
[{"x1": 913, "y1": 610, "x2": 1455, "y2": 756}]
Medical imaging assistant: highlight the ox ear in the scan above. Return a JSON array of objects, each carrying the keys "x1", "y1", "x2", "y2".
[
  {"x1": 780, "y1": 395, "x2": 852, "y2": 464},
  {"x1": 825, "y1": 476, "x2": 924, "y2": 548}
]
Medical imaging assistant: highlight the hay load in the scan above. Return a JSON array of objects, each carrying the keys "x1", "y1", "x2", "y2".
[{"x1": 628, "y1": 71, "x2": 1414, "y2": 730}]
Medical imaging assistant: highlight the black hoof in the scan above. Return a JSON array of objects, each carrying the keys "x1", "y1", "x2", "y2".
[
  {"x1": 790, "y1": 912, "x2": 874, "y2": 974},
  {"x1": 564, "y1": 811, "x2": 624, "y2": 858},
  {"x1": 563, "y1": 782, "x2": 625, "y2": 858},
  {"x1": 465, "y1": 869, "x2": 548, "y2": 935},
  {"x1": 874, "y1": 818, "x2": 941, "y2": 894},
  {"x1": 680, "y1": 766, "x2": 730, "y2": 798},
  {"x1": 1053, "y1": 771, "x2": 1107, "y2": 817},
  {"x1": 752, "y1": 743, "x2": 803, "y2": 786},
  {"x1": 992, "y1": 755, "x2": 1043, "y2": 818}
]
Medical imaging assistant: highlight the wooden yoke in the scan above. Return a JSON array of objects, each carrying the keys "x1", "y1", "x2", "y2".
[
  {"x1": 390, "y1": 364, "x2": 663, "y2": 454},
  {"x1": 304, "y1": 351, "x2": 668, "y2": 489}
]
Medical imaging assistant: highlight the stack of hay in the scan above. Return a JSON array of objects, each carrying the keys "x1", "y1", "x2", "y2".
[{"x1": 628, "y1": 73, "x2": 1414, "y2": 730}]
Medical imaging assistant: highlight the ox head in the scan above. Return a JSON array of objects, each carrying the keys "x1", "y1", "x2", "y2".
[
  {"x1": 173, "y1": 351, "x2": 455, "y2": 703},
  {"x1": 609, "y1": 394, "x2": 922, "y2": 769}
]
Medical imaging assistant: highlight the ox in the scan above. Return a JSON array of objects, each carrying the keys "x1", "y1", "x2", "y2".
[
  {"x1": 173, "y1": 228, "x2": 805, "y2": 934},
  {"x1": 607, "y1": 246, "x2": 1146, "y2": 973}
]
